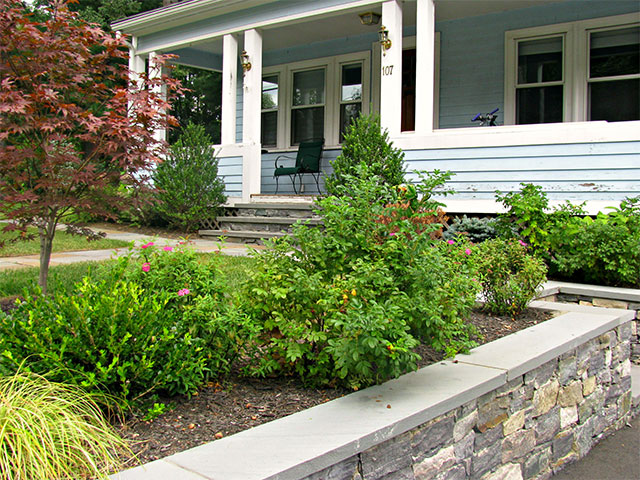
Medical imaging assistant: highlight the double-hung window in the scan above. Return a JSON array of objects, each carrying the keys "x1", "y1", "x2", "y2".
[
  {"x1": 291, "y1": 68, "x2": 326, "y2": 145},
  {"x1": 505, "y1": 13, "x2": 639, "y2": 125},
  {"x1": 261, "y1": 75, "x2": 279, "y2": 147}
]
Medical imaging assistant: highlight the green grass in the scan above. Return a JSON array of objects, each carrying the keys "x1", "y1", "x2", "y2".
[
  {"x1": 0, "y1": 261, "x2": 111, "y2": 298},
  {"x1": 0, "y1": 254, "x2": 256, "y2": 299},
  {"x1": 0, "y1": 227, "x2": 129, "y2": 257}
]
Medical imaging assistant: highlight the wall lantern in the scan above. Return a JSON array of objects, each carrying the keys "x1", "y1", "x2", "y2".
[
  {"x1": 240, "y1": 50, "x2": 252, "y2": 73},
  {"x1": 379, "y1": 25, "x2": 392, "y2": 54},
  {"x1": 358, "y1": 11, "x2": 381, "y2": 26}
]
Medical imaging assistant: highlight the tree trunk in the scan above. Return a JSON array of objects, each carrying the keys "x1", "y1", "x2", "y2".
[{"x1": 38, "y1": 223, "x2": 56, "y2": 295}]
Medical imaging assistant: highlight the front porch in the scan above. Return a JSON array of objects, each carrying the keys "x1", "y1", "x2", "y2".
[{"x1": 114, "y1": 0, "x2": 640, "y2": 213}]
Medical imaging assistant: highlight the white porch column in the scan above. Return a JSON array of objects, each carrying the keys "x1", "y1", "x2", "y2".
[
  {"x1": 148, "y1": 51, "x2": 167, "y2": 142},
  {"x1": 415, "y1": 0, "x2": 435, "y2": 134},
  {"x1": 128, "y1": 38, "x2": 145, "y2": 89},
  {"x1": 380, "y1": 1, "x2": 403, "y2": 137},
  {"x1": 221, "y1": 34, "x2": 238, "y2": 145},
  {"x1": 242, "y1": 29, "x2": 263, "y2": 202}
]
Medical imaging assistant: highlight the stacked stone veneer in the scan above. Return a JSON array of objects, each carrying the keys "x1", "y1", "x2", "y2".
[{"x1": 304, "y1": 322, "x2": 633, "y2": 480}]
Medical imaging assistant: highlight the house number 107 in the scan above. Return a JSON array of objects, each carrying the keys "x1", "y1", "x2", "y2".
[{"x1": 382, "y1": 65, "x2": 394, "y2": 76}]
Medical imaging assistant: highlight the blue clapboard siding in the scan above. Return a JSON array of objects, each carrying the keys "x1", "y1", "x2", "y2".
[
  {"x1": 218, "y1": 156, "x2": 242, "y2": 197},
  {"x1": 261, "y1": 149, "x2": 339, "y2": 194},
  {"x1": 403, "y1": 142, "x2": 640, "y2": 202},
  {"x1": 437, "y1": 1, "x2": 639, "y2": 128}
]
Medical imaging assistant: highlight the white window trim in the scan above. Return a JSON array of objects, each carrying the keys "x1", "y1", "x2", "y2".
[
  {"x1": 262, "y1": 51, "x2": 370, "y2": 149},
  {"x1": 505, "y1": 12, "x2": 639, "y2": 125}
]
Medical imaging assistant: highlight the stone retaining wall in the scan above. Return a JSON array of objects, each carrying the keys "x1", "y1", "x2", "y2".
[{"x1": 304, "y1": 322, "x2": 632, "y2": 480}]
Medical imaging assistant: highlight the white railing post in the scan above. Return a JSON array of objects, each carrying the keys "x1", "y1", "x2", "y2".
[
  {"x1": 242, "y1": 29, "x2": 263, "y2": 201},
  {"x1": 380, "y1": 0, "x2": 403, "y2": 137},
  {"x1": 415, "y1": 0, "x2": 435, "y2": 134}
]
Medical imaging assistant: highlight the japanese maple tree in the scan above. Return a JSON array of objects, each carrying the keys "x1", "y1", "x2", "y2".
[{"x1": 0, "y1": 0, "x2": 180, "y2": 293}]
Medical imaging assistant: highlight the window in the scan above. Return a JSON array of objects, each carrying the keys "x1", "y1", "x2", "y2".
[
  {"x1": 588, "y1": 26, "x2": 640, "y2": 122},
  {"x1": 505, "y1": 13, "x2": 639, "y2": 125},
  {"x1": 261, "y1": 52, "x2": 369, "y2": 148},
  {"x1": 339, "y1": 63, "x2": 362, "y2": 142},
  {"x1": 261, "y1": 74, "x2": 279, "y2": 147},
  {"x1": 516, "y1": 36, "x2": 564, "y2": 124},
  {"x1": 291, "y1": 68, "x2": 325, "y2": 144}
]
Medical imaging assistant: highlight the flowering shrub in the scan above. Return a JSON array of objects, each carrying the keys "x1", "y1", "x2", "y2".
[
  {"x1": 241, "y1": 165, "x2": 480, "y2": 388},
  {"x1": 0, "y1": 242, "x2": 258, "y2": 409},
  {"x1": 472, "y1": 238, "x2": 548, "y2": 316}
]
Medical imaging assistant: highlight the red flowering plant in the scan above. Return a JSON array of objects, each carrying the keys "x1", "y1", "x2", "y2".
[{"x1": 0, "y1": 0, "x2": 181, "y2": 293}]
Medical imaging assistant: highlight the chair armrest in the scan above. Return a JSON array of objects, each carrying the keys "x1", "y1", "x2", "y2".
[{"x1": 275, "y1": 154, "x2": 294, "y2": 169}]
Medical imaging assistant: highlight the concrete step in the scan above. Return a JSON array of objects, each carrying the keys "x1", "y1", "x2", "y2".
[{"x1": 198, "y1": 229, "x2": 287, "y2": 245}]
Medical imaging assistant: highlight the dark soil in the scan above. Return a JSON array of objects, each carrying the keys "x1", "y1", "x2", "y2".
[{"x1": 117, "y1": 307, "x2": 553, "y2": 467}]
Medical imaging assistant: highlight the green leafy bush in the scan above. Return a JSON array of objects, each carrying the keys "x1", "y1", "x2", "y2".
[
  {"x1": 242, "y1": 165, "x2": 480, "y2": 389},
  {"x1": 0, "y1": 372, "x2": 129, "y2": 480},
  {"x1": 496, "y1": 184, "x2": 639, "y2": 288},
  {"x1": 0, "y1": 244, "x2": 256, "y2": 408},
  {"x1": 324, "y1": 114, "x2": 405, "y2": 197},
  {"x1": 472, "y1": 238, "x2": 548, "y2": 316},
  {"x1": 550, "y1": 197, "x2": 640, "y2": 287},
  {"x1": 496, "y1": 183, "x2": 585, "y2": 255},
  {"x1": 153, "y1": 123, "x2": 226, "y2": 231},
  {"x1": 443, "y1": 215, "x2": 499, "y2": 243}
]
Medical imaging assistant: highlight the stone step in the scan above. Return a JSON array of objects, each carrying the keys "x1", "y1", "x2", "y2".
[
  {"x1": 231, "y1": 202, "x2": 318, "y2": 219},
  {"x1": 198, "y1": 229, "x2": 287, "y2": 245},
  {"x1": 216, "y1": 215, "x2": 321, "y2": 233}
]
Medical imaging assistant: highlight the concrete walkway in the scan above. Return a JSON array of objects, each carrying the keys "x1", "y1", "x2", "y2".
[{"x1": 0, "y1": 227, "x2": 261, "y2": 270}]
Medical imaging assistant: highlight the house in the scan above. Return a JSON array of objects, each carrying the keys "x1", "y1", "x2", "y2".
[{"x1": 113, "y1": 0, "x2": 640, "y2": 214}]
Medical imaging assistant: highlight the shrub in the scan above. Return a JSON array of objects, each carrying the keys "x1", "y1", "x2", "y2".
[
  {"x1": 472, "y1": 238, "x2": 548, "y2": 316},
  {"x1": 153, "y1": 123, "x2": 226, "y2": 231},
  {"x1": 242, "y1": 165, "x2": 480, "y2": 388},
  {"x1": 443, "y1": 215, "x2": 499, "y2": 243},
  {"x1": 496, "y1": 183, "x2": 585, "y2": 255},
  {"x1": 324, "y1": 114, "x2": 405, "y2": 196},
  {"x1": 550, "y1": 197, "x2": 640, "y2": 288},
  {"x1": 0, "y1": 372, "x2": 128, "y2": 480},
  {"x1": 0, "y1": 244, "x2": 255, "y2": 408}
]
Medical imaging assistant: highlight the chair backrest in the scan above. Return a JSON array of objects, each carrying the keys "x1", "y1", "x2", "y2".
[{"x1": 295, "y1": 139, "x2": 324, "y2": 173}]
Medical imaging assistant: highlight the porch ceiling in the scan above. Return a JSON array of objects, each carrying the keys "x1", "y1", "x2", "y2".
[{"x1": 177, "y1": 0, "x2": 564, "y2": 58}]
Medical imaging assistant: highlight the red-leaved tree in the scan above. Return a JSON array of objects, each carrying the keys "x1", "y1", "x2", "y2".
[{"x1": 0, "y1": 0, "x2": 180, "y2": 293}]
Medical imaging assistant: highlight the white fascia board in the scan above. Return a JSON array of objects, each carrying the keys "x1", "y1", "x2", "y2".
[
  {"x1": 115, "y1": 0, "x2": 383, "y2": 53},
  {"x1": 112, "y1": 0, "x2": 263, "y2": 35}
]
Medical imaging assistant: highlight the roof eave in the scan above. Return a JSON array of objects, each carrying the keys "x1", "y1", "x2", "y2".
[{"x1": 111, "y1": 0, "x2": 251, "y2": 35}]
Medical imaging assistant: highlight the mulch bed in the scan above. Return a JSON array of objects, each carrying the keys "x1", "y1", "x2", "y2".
[{"x1": 116, "y1": 307, "x2": 553, "y2": 467}]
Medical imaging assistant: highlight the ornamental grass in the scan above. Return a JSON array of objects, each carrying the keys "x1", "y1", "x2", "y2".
[{"x1": 0, "y1": 372, "x2": 129, "y2": 479}]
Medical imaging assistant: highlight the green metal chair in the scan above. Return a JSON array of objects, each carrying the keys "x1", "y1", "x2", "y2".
[{"x1": 274, "y1": 138, "x2": 324, "y2": 194}]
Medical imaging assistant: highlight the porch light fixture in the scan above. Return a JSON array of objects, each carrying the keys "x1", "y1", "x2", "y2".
[
  {"x1": 358, "y1": 11, "x2": 381, "y2": 26},
  {"x1": 240, "y1": 50, "x2": 251, "y2": 73},
  {"x1": 379, "y1": 25, "x2": 392, "y2": 54}
]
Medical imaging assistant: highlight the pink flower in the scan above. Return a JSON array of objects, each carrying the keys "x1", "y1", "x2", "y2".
[
  {"x1": 142, "y1": 262, "x2": 151, "y2": 272},
  {"x1": 163, "y1": 246, "x2": 173, "y2": 252},
  {"x1": 141, "y1": 241, "x2": 155, "y2": 249},
  {"x1": 465, "y1": 248, "x2": 472, "y2": 255},
  {"x1": 447, "y1": 240, "x2": 455, "y2": 245},
  {"x1": 177, "y1": 288, "x2": 190, "y2": 296},
  {"x1": 518, "y1": 240, "x2": 528, "y2": 247},
  {"x1": 389, "y1": 232, "x2": 396, "y2": 237}
]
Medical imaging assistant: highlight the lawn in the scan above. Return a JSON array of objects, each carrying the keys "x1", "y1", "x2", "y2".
[
  {"x1": 0, "y1": 226, "x2": 129, "y2": 257},
  {"x1": 0, "y1": 253, "x2": 256, "y2": 299}
]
